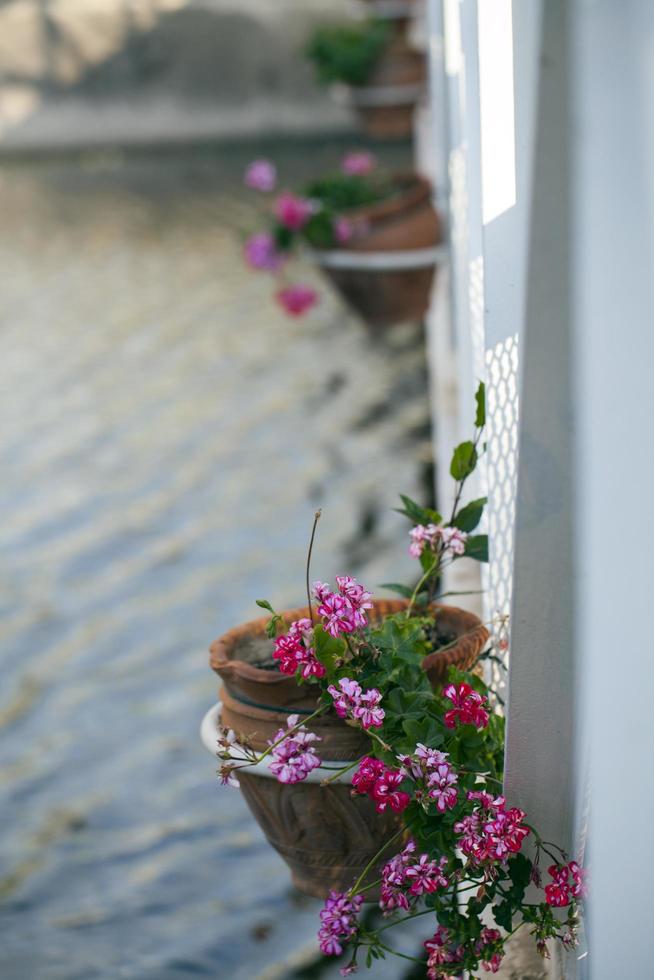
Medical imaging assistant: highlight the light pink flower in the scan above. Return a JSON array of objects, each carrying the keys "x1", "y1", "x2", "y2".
[
  {"x1": 273, "y1": 191, "x2": 314, "y2": 231},
  {"x1": 409, "y1": 523, "x2": 469, "y2": 559},
  {"x1": 244, "y1": 159, "x2": 277, "y2": 192},
  {"x1": 405, "y1": 854, "x2": 449, "y2": 895},
  {"x1": 341, "y1": 151, "x2": 376, "y2": 176},
  {"x1": 353, "y1": 688, "x2": 384, "y2": 729},
  {"x1": 314, "y1": 576, "x2": 373, "y2": 635},
  {"x1": 334, "y1": 216, "x2": 353, "y2": 243},
  {"x1": 327, "y1": 678, "x2": 385, "y2": 730},
  {"x1": 268, "y1": 715, "x2": 321, "y2": 784},
  {"x1": 244, "y1": 232, "x2": 284, "y2": 272},
  {"x1": 427, "y1": 762, "x2": 459, "y2": 812},
  {"x1": 318, "y1": 592, "x2": 357, "y2": 637},
  {"x1": 318, "y1": 890, "x2": 362, "y2": 956},
  {"x1": 276, "y1": 285, "x2": 318, "y2": 317},
  {"x1": 218, "y1": 763, "x2": 240, "y2": 788}
]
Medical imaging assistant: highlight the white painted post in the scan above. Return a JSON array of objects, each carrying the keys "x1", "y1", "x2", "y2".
[{"x1": 571, "y1": 1, "x2": 654, "y2": 975}]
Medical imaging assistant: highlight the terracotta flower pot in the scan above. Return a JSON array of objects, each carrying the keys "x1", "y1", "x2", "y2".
[
  {"x1": 205, "y1": 599, "x2": 487, "y2": 898},
  {"x1": 348, "y1": 34, "x2": 426, "y2": 138},
  {"x1": 312, "y1": 173, "x2": 442, "y2": 329}
]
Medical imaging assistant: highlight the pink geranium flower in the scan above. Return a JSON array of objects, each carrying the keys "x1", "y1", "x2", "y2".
[
  {"x1": 276, "y1": 285, "x2": 318, "y2": 317},
  {"x1": 318, "y1": 891, "x2": 362, "y2": 956},
  {"x1": 268, "y1": 715, "x2": 321, "y2": 784},
  {"x1": 443, "y1": 682, "x2": 490, "y2": 729},
  {"x1": 341, "y1": 151, "x2": 376, "y2": 176},
  {"x1": 244, "y1": 232, "x2": 284, "y2": 272},
  {"x1": 273, "y1": 191, "x2": 314, "y2": 231},
  {"x1": 327, "y1": 678, "x2": 385, "y2": 730},
  {"x1": 244, "y1": 159, "x2": 277, "y2": 192},
  {"x1": 334, "y1": 216, "x2": 353, "y2": 243}
]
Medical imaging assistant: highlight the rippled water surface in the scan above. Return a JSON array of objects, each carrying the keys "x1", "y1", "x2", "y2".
[{"x1": 0, "y1": 140, "x2": 437, "y2": 979}]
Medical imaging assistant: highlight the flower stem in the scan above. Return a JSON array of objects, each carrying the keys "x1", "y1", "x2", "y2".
[
  {"x1": 320, "y1": 756, "x2": 364, "y2": 785},
  {"x1": 306, "y1": 509, "x2": 321, "y2": 626},
  {"x1": 348, "y1": 826, "x2": 406, "y2": 898}
]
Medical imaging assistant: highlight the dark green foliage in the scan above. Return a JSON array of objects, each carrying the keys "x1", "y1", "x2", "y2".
[{"x1": 306, "y1": 20, "x2": 390, "y2": 87}]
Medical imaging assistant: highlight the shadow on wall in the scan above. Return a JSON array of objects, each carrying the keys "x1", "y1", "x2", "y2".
[{"x1": 0, "y1": 0, "x2": 355, "y2": 150}]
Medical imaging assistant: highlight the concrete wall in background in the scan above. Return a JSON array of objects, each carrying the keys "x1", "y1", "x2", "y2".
[{"x1": 0, "y1": 0, "x2": 357, "y2": 150}]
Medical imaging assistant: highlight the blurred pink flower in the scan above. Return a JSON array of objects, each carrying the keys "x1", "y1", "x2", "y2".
[
  {"x1": 273, "y1": 191, "x2": 314, "y2": 231},
  {"x1": 243, "y1": 232, "x2": 284, "y2": 272},
  {"x1": 244, "y1": 159, "x2": 277, "y2": 192},
  {"x1": 276, "y1": 285, "x2": 318, "y2": 317},
  {"x1": 334, "y1": 216, "x2": 353, "y2": 244},
  {"x1": 342, "y1": 151, "x2": 376, "y2": 176}
]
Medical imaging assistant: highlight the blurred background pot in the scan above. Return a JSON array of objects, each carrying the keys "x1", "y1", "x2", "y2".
[
  {"x1": 311, "y1": 173, "x2": 443, "y2": 328},
  {"x1": 347, "y1": 35, "x2": 426, "y2": 138}
]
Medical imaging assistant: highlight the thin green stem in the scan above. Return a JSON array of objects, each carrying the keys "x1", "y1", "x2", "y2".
[
  {"x1": 373, "y1": 941, "x2": 426, "y2": 966},
  {"x1": 406, "y1": 558, "x2": 439, "y2": 618},
  {"x1": 305, "y1": 510, "x2": 321, "y2": 625},
  {"x1": 320, "y1": 756, "x2": 363, "y2": 785},
  {"x1": 348, "y1": 826, "x2": 406, "y2": 898}
]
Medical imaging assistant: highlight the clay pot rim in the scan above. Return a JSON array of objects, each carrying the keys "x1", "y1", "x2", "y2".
[
  {"x1": 335, "y1": 172, "x2": 432, "y2": 227},
  {"x1": 210, "y1": 598, "x2": 488, "y2": 684}
]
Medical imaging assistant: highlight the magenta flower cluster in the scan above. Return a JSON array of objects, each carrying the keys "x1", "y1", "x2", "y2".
[
  {"x1": 409, "y1": 523, "x2": 468, "y2": 559},
  {"x1": 398, "y1": 743, "x2": 459, "y2": 812},
  {"x1": 318, "y1": 890, "x2": 363, "y2": 956},
  {"x1": 268, "y1": 715, "x2": 321, "y2": 784},
  {"x1": 273, "y1": 617, "x2": 326, "y2": 679},
  {"x1": 242, "y1": 153, "x2": 378, "y2": 318},
  {"x1": 545, "y1": 861, "x2": 588, "y2": 907},
  {"x1": 443, "y1": 682, "x2": 489, "y2": 729},
  {"x1": 273, "y1": 191, "x2": 315, "y2": 232},
  {"x1": 424, "y1": 926, "x2": 465, "y2": 980},
  {"x1": 327, "y1": 678, "x2": 385, "y2": 730},
  {"x1": 351, "y1": 756, "x2": 411, "y2": 814},
  {"x1": 313, "y1": 576, "x2": 373, "y2": 637},
  {"x1": 454, "y1": 791, "x2": 530, "y2": 865},
  {"x1": 379, "y1": 840, "x2": 449, "y2": 914}
]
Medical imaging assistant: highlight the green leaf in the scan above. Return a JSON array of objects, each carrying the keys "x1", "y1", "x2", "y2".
[
  {"x1": 475, "y1": 381, "x2": 486, "y2": 428},
  {"x1": 378, "y1": 582, "x2": 415, "y2": 599},
  {"x1": 255, "y1": 599, "x2": 274, "y2": 612},
  {"x1": 395, "y1": 494, "x2": 442, "y2": 526},
  {"x1": 450, "y1": 441, "x2": 478, "y2": 481},
  {"x1": 452, "y1": 497, "x2": 487, "y2": 532},
  {"x1": 464, "y1": 534, "x2": 488, "y2": 562},
  {"x1": 313, "y1": 625, "x2": 346, "y2": 678},
  {"x1": 492, "y1": 900, "x2": 514, "y2": 931}
]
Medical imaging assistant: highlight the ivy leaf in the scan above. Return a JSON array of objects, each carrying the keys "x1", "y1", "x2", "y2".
[
  {"x1": 378, "y1": 582, "x2": 415, "y2": 599},
  {"x1": 452, "y1": 497, "x2": 487, "y2": 532},
  {"x1": 464, "y1": 534, "x2": 488, "y2": 562},
  {"x1": 313, "y1": 625, "x2": 346, "y2": 679},
  {"x1": 493, "y1": 900, "x2": 514, "y2": 931},
  {"x1": 475, "y1": 381, "x2": 486, "y2": 428},
  {"x1": 450, "y1": 441, "x2": 478, "y2": 481}
]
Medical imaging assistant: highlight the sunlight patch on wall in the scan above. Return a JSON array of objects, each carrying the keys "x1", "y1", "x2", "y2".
[{"x1": 478, "y1": 0, "x2": 517, "y2": 225}]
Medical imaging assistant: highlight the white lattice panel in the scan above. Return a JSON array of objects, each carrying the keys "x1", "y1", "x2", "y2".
[{"x1": 485, "y1": 334, "x2": 519, "y2": 681}]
